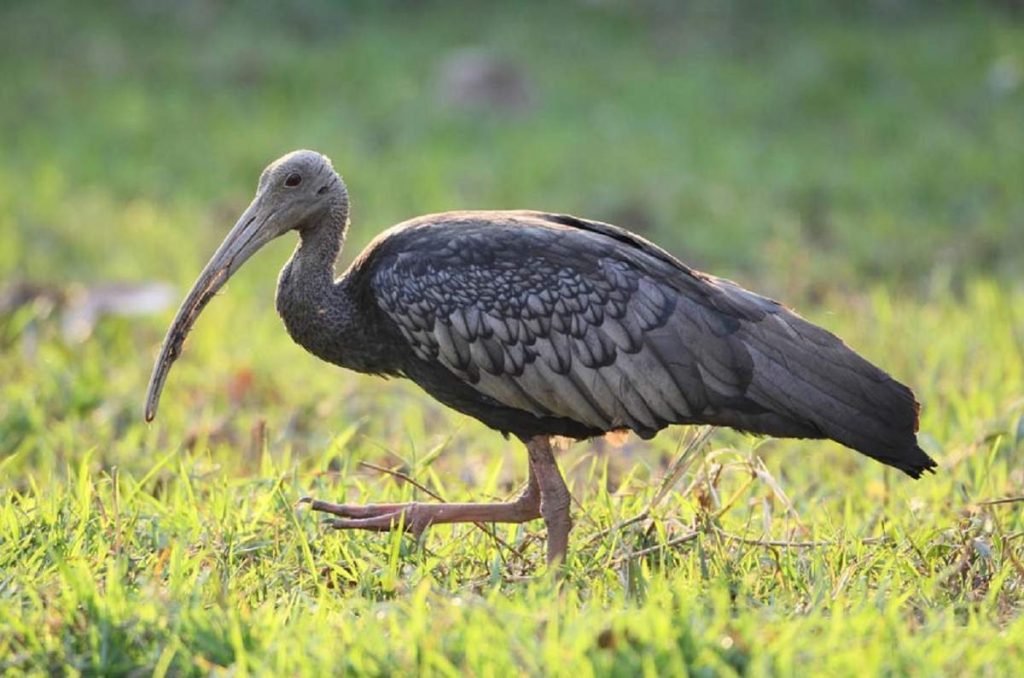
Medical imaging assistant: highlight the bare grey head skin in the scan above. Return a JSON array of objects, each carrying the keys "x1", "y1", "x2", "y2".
[{"x1": 144, "y1": 150, "x2": 347, "y2": 421}]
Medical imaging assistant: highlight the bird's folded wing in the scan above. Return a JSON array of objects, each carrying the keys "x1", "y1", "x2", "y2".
[{"x1": 368, "y1": 213, "x2": 764, "y2": 438}]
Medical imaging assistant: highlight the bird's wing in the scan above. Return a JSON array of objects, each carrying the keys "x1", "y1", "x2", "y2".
[
  {"x1": 368, "y1": 211, "x2": 772, "y2": 438},
  {"x1": 367, "y1": 210, "x2": 933, "y2": 477}
]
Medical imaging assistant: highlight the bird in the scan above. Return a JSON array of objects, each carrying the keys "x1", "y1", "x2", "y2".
[{"x1": 145, "y1": 149, "x2": 936, "y2": 566}]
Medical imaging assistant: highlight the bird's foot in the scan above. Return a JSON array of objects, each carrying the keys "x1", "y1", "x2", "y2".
[
  {"x1": 297, "y1": 494, "x2": 542, "y2": 539},
  {"x1": 297, "y1": 497, "x2": 422, "y2": 534},
  {"x1": 299, "y1": 435, "x2": 571, "y2": 569}
]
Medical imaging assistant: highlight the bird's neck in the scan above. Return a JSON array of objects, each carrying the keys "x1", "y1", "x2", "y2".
[
  {"x1": 276, "y1": 200, "x2": 364, "y2": 367},
  {"x1": 287, "y1": 204, "x2": 346, "y2": 290}
]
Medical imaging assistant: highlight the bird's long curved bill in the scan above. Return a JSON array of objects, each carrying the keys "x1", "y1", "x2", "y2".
[{"x1": 144, "y1": 199, "x2": 271, "y2": 421}]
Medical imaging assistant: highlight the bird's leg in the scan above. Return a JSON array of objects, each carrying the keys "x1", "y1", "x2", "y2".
[
  {"x1": 299, "y1": 462, "x2": 541, "y2": 538},
  {"x1": 301, "y1": 437, "x2": 572, "y2": 566},
  {"x1": 526, "y1": 435, "x2": 573, "y2": 566}
]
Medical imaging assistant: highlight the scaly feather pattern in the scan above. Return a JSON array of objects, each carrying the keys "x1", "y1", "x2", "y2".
[{"x1": 357, "y1": 211, "x2": 935, "y2": 478}]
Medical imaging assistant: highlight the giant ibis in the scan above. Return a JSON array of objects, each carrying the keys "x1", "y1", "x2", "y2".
[{"x1": 145, "y1": 150, "x2": 936, "y2": 565}]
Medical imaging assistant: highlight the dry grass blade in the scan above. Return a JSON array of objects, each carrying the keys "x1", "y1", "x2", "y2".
[
  {"x1": 713, "y1": 527, "x2": 891, "y2": 549},
  {"x1": 358, "y1": 460, "x2": 446, "y2": 502},
  {"x1": 648, "y1": 426, "x2": 716, "y2": 511},
  {"x1": 612, "y1": 530, "x2": 701, "y2": 565},
  {"x1": 751, "y1": 455, "x2": 805, "y2": 527},
  {"x1": 978, "y1": 496, "x2": 1024, "y2": 506},
  {"x1": 583, "y1": 512, "x2": 651, "y2": 548}
]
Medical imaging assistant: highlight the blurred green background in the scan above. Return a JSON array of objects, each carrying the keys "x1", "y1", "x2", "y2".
[
  {"x1": 3, "y1": 0, "x2": 1021, "y2": 454},
  {"x1": 2, "y1": 1, "x2": 1023, "y2": 674},
  {"x1": 3, "y1": 0, "x2": 1022, "y2": 291}
]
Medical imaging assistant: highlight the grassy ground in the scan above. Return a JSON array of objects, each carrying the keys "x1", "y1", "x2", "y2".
[{"x1": 2, "y1": 1, "x2": 1024, "y2": 674}]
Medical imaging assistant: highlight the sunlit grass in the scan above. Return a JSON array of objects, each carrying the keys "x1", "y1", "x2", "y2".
[{"x1": 2, "y1": 278, "x2": 1022, "y2": 674}]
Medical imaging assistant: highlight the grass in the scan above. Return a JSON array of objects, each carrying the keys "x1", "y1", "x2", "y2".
[{"x1": 2, "y1": 1, "x2": 1024, "y2": 674}]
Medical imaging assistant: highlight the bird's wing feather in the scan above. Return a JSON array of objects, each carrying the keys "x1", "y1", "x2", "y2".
[
  {"x1": 364, "y1": 210, "x2": 933, "y2": 477},
  {"x1": 369, "y1": 212, "x2": 763, "y2": 438}
]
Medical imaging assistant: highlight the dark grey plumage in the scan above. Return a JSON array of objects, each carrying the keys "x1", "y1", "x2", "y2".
[
  {"x1": 352, "y1": 210, "x2": 933, "y2": 477},
  {"x1": 146, "y1": 150, "x2": 935, "y2": 567}
]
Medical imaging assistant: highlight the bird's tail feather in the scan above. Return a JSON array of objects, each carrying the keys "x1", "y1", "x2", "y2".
[{"x1": 737, "y1": 311, "x2": 937, "y2": 478}]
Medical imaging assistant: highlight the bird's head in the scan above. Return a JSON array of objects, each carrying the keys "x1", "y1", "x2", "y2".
[
  {"x1": 253, "y1": 149, "x2": 349, "y2": 238},
  {"x1": 143, "y1": 150, "x2": 346, "y2": 421}
]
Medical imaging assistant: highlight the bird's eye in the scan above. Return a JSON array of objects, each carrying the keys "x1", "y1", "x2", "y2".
[{"x1": 284, "y1": 173, "x2": 302, "y2": 187}]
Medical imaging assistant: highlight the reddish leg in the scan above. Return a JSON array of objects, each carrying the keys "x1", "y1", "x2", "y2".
[
  {"x1": 300, "y1": 436, "x2": 574, "y2": 565},
  {"x1": 299, "y1": 453, "x2": 541, "y2": 538},
  {"x1": 525, "y1": 436, "x2": 573, "y2": 565}
]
